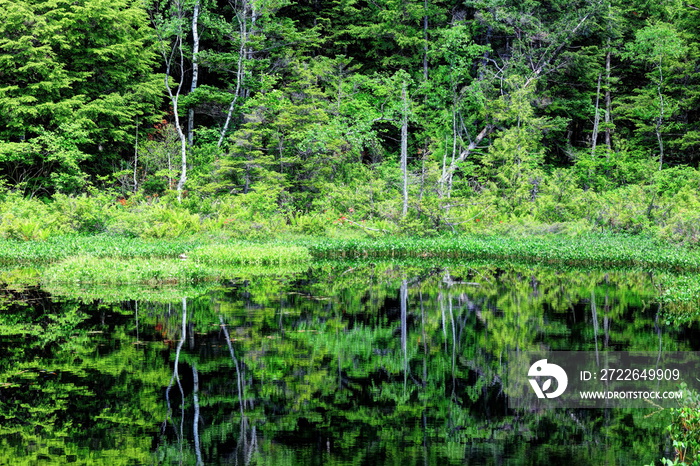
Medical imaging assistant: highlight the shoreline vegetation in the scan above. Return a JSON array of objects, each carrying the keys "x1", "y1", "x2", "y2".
[
  {"x1": 3, "y1": 231, "x2": 700, "y2": 270},
  {"x1": 0, "y1": 229, "x2": 699, "y2": 325}
]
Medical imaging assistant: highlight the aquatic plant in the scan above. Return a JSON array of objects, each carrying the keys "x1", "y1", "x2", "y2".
[
  {"x1": 304, "y1": 235, "x2": 700, "y2": 271},
  {"x1": 658, "y1": 274, "x2": 700, "y2": 326},
  {"x1": 188, "y1": 243, "x2": 311, "y2": 266},
  {"x1": 42, "y1": 256, "x2": 217, "y2": 285},
  {"x1": 0, "y1": 235, "x2": 206, "y2": 264}
]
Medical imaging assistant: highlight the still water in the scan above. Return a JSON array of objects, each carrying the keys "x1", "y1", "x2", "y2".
[{"x1": 0, "y1": 262, "x2": 697, "y2": 465}]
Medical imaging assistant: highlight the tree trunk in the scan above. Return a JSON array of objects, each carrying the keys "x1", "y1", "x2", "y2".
[
  {"x1": 154, "y1": 0, "x2": 188, "y2": 201},
  {"x1": 438, "y1": 123, "x2": 493, "y2": 186},
  {"x1": 656, "y1": 63, "x2": 665, "y2": 170},
  {"x1": 440, "y1": 104, "x2": 458, "y2": 198},
  {"x1": 187, "y1": 0, "x2": 201, "y2": 147},
  {"x1": 422, "y1": 0, "x2": 428, "y2": 80},
  {"x1": 591, "y1": 73, "x2": 601, "y2": 155},
  {"x1": 604, "y1": 44, "x2": 612, "y2": 152},
  {"x1": 218, "y1": 0, "x2": 251, "y2": 147},
  {"x1": 133, "y1": 119, "x2": 139, "y2": 192},
  {"x1": 175, "y1": 98, "x2": 187, "y2": 201},
  {"x1": 401, "y1": 81, "x2": 409, "y2": 218}
]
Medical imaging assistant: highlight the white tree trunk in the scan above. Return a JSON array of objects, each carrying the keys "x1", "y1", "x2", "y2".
[
  {"x1": 218, "y1": 0, "x2": 251, "y2": 147},
  {"x1": 187, "y1": 0, "x2": 201, "y2": 147},
  {"x1": 604, "y1": 44, "x2": 612, "y2": 152},
  {"x1": 153, "y1": 0, "x2": 188, "y2": 201},
  {"x1": 591, "y1": 73, "x2": 602, "y2": 155},
  {"x1": 656, "y1": 63, "x2": 665, "y2": 170},
  {"x1": 401, "y1": 81, "x2": 409, "y2": 218}
]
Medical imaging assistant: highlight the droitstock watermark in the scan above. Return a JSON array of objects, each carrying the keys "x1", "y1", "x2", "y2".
[{"x1": 506, "y1": 351, "x2": 700, "y2": 408}]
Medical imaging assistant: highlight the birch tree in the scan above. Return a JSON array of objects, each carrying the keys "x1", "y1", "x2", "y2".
[
  {"x1": 217, "y1": 0, "x2": 255, "y2": 147},
  {"x1": 401, "y1": 80, "x2": 410, "y2": 217},
  {"x1": 187, "y1": 0, "x2": 200, "y2": 147},
  {"x1": 149, "y1": 0, "x2": 192, "y2": 201}
]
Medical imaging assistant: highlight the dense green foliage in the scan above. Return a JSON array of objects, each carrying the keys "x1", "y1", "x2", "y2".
[
  {"x1": 2, "y1": 0, "x2": 700, "y2": 243},
  {"x1": 665, "y1": 386, "x2": 700, "y2": 465}
]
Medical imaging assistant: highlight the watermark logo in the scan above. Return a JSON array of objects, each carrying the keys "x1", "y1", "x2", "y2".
[
  {"x1": 509, "y1": 352, "x2": 700, "y2": 408},
  {"x1": 528, "y1": 359, "x2": 568, "y2": 398}
]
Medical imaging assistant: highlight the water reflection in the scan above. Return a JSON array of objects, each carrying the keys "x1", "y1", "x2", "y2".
[{"x1": 0, "y1": 263, "x2": 697, "y2": 464}]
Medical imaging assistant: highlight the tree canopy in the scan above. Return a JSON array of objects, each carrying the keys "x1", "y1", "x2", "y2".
[{"x1": 2, "y1": 0, "x2": 700, "y2": 239}]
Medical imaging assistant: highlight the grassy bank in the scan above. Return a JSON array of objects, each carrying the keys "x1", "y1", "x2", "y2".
[
  {"x1": 0, "y1": 232, "x2": 698, "y2": 324},
  {"x1": 32, "y1": 240, "x2": 312, "y2": 285},
  {"x1": 2, "y1": 232, "x2": 698, "y2": 270},
  {"x1": 302, "y1": 234, "x2": 700, "y2": 271},
  {"x1": 0, "y1": 235, "x2": 311, "y2": 266}
]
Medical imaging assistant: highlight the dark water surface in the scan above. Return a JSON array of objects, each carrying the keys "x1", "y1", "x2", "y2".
[{"x1": 0, "y1": 262, "x2": 697, "y2": 465}]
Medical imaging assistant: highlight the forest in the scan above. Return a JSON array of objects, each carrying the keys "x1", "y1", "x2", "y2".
[
  {"x1": 1, "y1": 0, "x2": 700, "y2": 241},
  {"x1": 3, "y1": 2, "x2": 700, "y2": 463}
]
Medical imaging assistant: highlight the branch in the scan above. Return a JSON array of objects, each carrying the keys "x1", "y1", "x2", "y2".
[
  {"x1": 438, "y1": 4, "x2": 601, "y2": 188},
  {"x1": 438, "y1": 123, "x2": 494, "y2": 185},
  {"x1": 524, "y1": 7, "x2": 598, "y2": 88}
]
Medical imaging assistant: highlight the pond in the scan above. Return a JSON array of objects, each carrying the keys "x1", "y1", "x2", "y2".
[{"x1": 0, "y1": 261, "x2": 698, "y2": 464}]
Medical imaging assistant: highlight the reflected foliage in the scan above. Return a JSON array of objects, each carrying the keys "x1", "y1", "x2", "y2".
[{"x1": 0, "y1": 264, "x2": 697, "y2": 463}]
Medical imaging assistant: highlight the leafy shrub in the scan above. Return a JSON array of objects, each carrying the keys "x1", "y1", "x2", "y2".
[
  {"x1": 141, "y1": 205, "x2": 201, "y2": 238},
  {"x1": 662, "y1": 214, "x2": 700, "y2": 246},
  {"x1": 287, "y1": 211, "x2": 329, "y2": 235},
  {"x1": 0, "y1": 193, "x2": 56, "y2": 240},
  {"x1": 572, "y1": 143, "x2": 655, "y2": 192},
  {"x1": 51, "y1": 192, "x2": 112, "y2": 234},
  {"x1": 657, "y1": 186, "x2": 700, "y2": 246},
  {"x1": 594, "y1": 185, "x2": 655, "y2": 234},
  {"x1": 531, "y1": 170, "x2": 592, "y2": 224},
  {"x1": 652, "y1": 166, "x2": 700, "y2": 195},
  {"x1": 0, "y1": 216, "x2": 50, "y2": 241},
  {"x1": 105, "y1": 201, "x2": 201, "y2": 238},
  {"x1": 666, "y1": 386, "x2": 700, "y2": 465}
]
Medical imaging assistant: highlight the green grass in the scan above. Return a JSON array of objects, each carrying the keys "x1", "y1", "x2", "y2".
[
  {"x1": 42, "y1": 256, "x2": 218, "y2": 285},
  {"x1": 188, "y1": 243, "x2": 311, "y2": 265},
  {"x1": 0, "y1": 235, "x2": 313, "y2": 266},
  {"x1": 24, "y1": 235, "x2": 312, "y2": 286},
  {"x1": 301, "y1": 234, "x2": 700, "y2": 271},
  {"x1": 0, "y1": 235, "x2": 203, "y2": 264},
  {"x1": 0, "y1": 233, "x2": 695, "y2": 271}
]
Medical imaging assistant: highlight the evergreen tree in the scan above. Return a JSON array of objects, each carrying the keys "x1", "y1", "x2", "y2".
[{"x1": 0, "y1": 0, "x2": 161, "y2": 193}]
